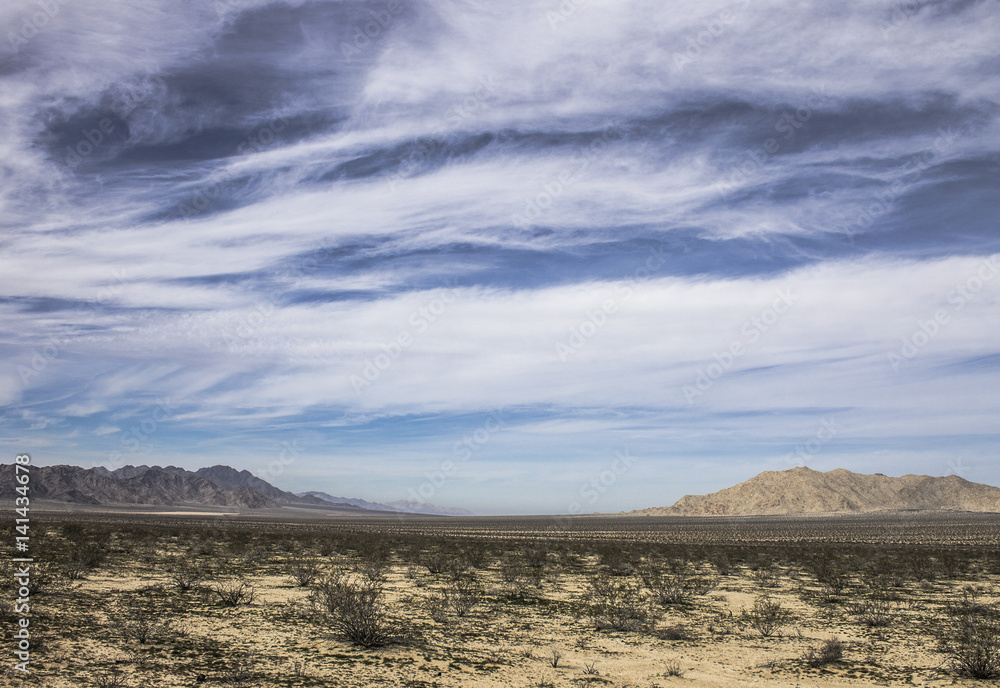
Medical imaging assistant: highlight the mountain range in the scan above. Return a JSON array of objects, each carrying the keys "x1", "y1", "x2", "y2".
[
  {"x1": 0, "y1": 463, "x2": 469, "y2": 515},
  {"x1": 629, "y1": 466, "x2": 1000, "y2": 516},
  {"x1": 299, "y1": 491, "x2": 474, "y2": 516}
]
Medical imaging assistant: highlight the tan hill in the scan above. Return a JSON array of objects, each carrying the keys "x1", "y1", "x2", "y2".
[{"x1": 630, "y1": 466, "x2": 1000, "y2": 516}]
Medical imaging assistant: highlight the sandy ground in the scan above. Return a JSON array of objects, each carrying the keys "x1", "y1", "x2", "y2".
[{"x1": 5, "y1": 541, "x2": 995, "y2": 688}]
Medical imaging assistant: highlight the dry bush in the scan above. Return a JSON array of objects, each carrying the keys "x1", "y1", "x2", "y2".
[
  {"x1": 663, "y1": 661, "x2": 683, "y2": 677},
  {"x1": 94, "y1": 670, "x2": 131, "y2": 688},
  {"x1": 806, "y1": 554, "x2": 852, "y2": 600},
  {"x1": 499, "y1": 558, "x2": 540, "y2": 598},
  {"x1": 220, "y1": 653, "x2": 258, "y2": 686},
  {"x1": 445, "y1": 576, "x2": 484, "y2": 617},
  {"x1": 638, "y1": 560, "x2": 715, "y2": 607},
  {"x1": 165, "y1": 555, "x2": 204, "y2": 591},
  {"x1": 286, "y1": 554, "x2": 322, "y2": 587},
  {"x1": 60, "y1": 540, "x2": 108, "y2": 580},
  {"x1": 111, "y1": 603, "x2": 171, "y2": 644},
  {"x1": 656, "y1": 623, "x2": 696, "y2": 641},
  {"x1": 596, "y1": 545, "x2": 636, "y2": 576},
  {"x1": 945, "y1": 588, "x2": 1000, "y2": 679},
  {"x1": 803, "y1": 638, "x2": 844, "y2": 667},
  {"x1": 848, "y1": 595, "x2": 896, "y2": 628},
  {"x1": 709, "y1": 552, "x2": 733, "y2": 576},
  {"x1": 357, "y1": 541, "x2": 391, "y2": 582},
  {"x1": 585, "y1": 573, "x2": 659, "y2": 633},
  {"x1": 310, "y1": 571, "x2": 395, "y2": 648},
  {"x1": 461, "y1": 541, "x2": 492, "y2": 569},
  {"x1": 421, "y1": 551, "x2": 452, "y2": 575},
  {"x1": 214, "y1": 578, "x2": 256, "y2": 606},
  {"x1": 425, "y1": 590, "x2": 450, "y2": 623},
  {"x1": 741, "y1": 596, "x2": 792, "y2": 637},
  {"x1": 750, "y1": 564, "x2": 781, "y2": 589}
]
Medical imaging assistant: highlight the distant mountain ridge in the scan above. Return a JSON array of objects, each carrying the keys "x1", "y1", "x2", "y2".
[
  {"x1": 300, "y1": 491, "x2": 474, "y2": 516},
  {"x1": 0, "y1": 464, "x2": 471, "y2": 515},
  {"x1": 630, "y1": 467, "x2": 1000, "y2": 516}
]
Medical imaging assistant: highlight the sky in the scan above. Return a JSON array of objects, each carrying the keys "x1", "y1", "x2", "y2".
[{"x1": 1, "y1": 0, "x2": 998, "y2": 515}]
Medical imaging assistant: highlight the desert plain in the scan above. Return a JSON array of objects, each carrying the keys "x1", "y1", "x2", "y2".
[{"x1": 4, "y1": 508, "x2": 1000, "y2": 687}]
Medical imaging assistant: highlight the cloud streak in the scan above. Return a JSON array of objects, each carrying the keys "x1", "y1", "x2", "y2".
[{"x1": 2, "y1": 0, "x2": 998, "y2": 513}]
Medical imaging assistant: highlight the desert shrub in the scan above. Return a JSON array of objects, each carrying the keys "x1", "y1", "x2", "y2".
[
  {"x1": 804, "y1": 638, "x2": 844, "y2": 667},
  {"x1": 425, "y1": 590, "x2": 450, "y2": 623},
  {"x1": 357, "y1": 540, "x2": 391, "y2": 582},
  {"x1": 806, "y1": 554, "x2": 852, "y2": 600},
  {"x1": 656, "y1": 623, "x2": 696, "y2": 641},
  {"x1": 585, "y1": 574, "x2": 659, "y2": 632},
  {"x1": 111, "y1": 603, "x2": 171, "y2": 644},
  {"x1": 710, "y1": 552, "x2": 733, "y2": 576},
  {"x1": 945, "y1": 588, "x2": 1000, "y2": 679},
  {"x1": 26, "y1": 560, "x2": 65, "y2": 596},
  {"x1": 499, "y1": 556, "x2": 543, "y2": 596},
  {"x1": 638, "y1": 560, "x2": 715, "y2": 606},
  {"x1": 94, "y1": 670, "x2": 130, "y2": 688},
  {"x1": 286, "y1": 554, "x2": 322, "y2": 587},
  {"x1": 61, "y1": 540, "x2": 108, "y2": 579},
  {"x1": 445, "y1": 576, "x2": 484, "y2": 617},
  {"x1": 663, "y1": 661, "x2": 683, "y2": 677},
  {"x1": 750, "y1": 563, "x2": 781, "y2": 588},
  {"x1": 214, "y1": 578, "x2": 256, "y2": 606},
  {"x1": 848, "y1": 595, "x2": 896, "y2": 628},
  {"x1": 191, "y1": 537, "x2": 217, "y2": 557},
  {"x1": 741, "y1": 596, "x2": 792, "y2": 637},
  {"x1": 165, "y1": 555, "x2": 204, "y2": 591},
  {"x1": 310, "y1": 571, "x2": 395, "y2": 648},
  {"x1": 421, "y1": 550, "x2": 452, "y2": 575},
  {"x1": 597, "y1": 545, "x2": 635, "y2": 576},
  {"x1": 461, "y1": 541, "x2": 492, "y2": 569},
  {"x1": 220, "y1": 653, "x2": 258, "y2": 686},
  {"x1": 317, "y1": 538, "x2": 337, "y2": 557}
]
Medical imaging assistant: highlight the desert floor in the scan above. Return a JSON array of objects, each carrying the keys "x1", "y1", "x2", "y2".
[{"x1": 3, "y1": 511, "x2": 999, "y2": 687}]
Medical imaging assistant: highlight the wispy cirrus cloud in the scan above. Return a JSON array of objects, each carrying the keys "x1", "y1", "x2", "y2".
[{"x1": 2, "y1": 0, "x2": 998, "y2": 513}]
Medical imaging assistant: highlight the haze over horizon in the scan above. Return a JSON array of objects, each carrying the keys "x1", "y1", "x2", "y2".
[{"x1": 2, "y1": 0, "x2": 998, "y2": 515}]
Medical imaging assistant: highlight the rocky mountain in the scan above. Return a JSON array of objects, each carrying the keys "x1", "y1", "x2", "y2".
[
  {"x1": 630, "y1": 467, "x2": 1000, "y2": 516},
  {"x1": 0, "y1": 463, "x2": 469, "y2": 513},
  {"x1": 299, "y1": 491, "x2": 475, "y2": 517},
  {"x1": 3, "y1": 464, "x2": 275, "y2": 508}
]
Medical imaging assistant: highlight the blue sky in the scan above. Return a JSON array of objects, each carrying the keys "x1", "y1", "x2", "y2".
[{"x1": 2, "y1": 0, "x2": 998, "y2": 514}]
